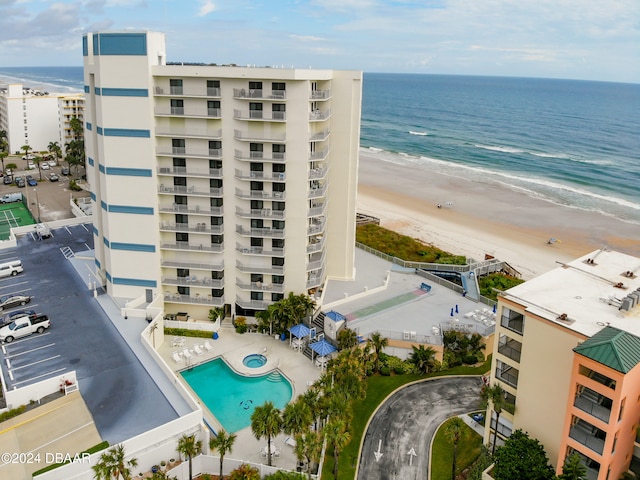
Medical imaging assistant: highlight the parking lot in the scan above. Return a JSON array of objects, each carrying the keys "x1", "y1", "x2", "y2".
[{"x1": 0, "y1": 224, "x2": 180, "y2": 444}]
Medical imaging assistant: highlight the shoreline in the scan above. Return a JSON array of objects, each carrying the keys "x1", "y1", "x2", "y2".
[{"x1": 357, "y1": 155, "x2": 640, "y2": 279}]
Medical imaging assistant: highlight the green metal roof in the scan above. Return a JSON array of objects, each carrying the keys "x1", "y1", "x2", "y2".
[{"x1": 574, "y1": 326, "x2": 640, "y2": 373}]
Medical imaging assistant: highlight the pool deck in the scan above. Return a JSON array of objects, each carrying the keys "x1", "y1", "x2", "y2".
[{"x1": 159, "y1": 326, "x2": 322, "y2": 470}]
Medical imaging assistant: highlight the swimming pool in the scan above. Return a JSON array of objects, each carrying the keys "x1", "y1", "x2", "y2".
[{"x1": 180, "y1": 358, "x2": 293, "y2": 433}]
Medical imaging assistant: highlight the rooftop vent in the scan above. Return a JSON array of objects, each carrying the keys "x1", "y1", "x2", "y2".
[
  {"x1": 556, "y1": 313, "x2": 574, "y2": 324},
  {"x1": 613, "y1": 282, "x2": 626, "y2": 289}
]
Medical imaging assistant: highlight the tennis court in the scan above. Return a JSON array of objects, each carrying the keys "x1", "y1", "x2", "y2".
[{"x1": 0, "y1": 201, "x2": 36, "y2": 240}]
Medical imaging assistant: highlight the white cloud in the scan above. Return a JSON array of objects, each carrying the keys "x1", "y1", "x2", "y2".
[{"x1": 197, "y1": 0, "x2": 215, "y2": 17}]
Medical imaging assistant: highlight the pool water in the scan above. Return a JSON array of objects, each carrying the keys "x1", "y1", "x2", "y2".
[
  {"x1": 180, "y1": 358, "x2": 293, "y2": 433},
  {"x1": 243, "y1": 354, "x2": 267, "y2": 368}
]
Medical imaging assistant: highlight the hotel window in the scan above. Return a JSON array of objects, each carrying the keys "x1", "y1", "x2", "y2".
[
  {"x1": 251, "y1": 274, "x2": 263, "y2": 284},
  {"x1": 210, "y1": 216, "x2": 222, "y2": 226},
  {"x1": 170, "y1": 79, "x2": 183, "y2": 95},
  {"x1": 210, "y1": 159, "x2": 222, "y2": 170},
  {"x1": 251, "y1": 200, "x2": 264, "y2": 210},
  {"x1": 172, "y1": 138, "x2": 185, "y2": 154},
  {"x1": 250, "y1": 143, "x2": 263, "y2": 159},
  {"x1": 272, "y1": 293, "x2": 284, "y2": 302},
  {"x1": 212, "y1": 288, "x2": 224, "y2": 298},
  {"x1": 272, "y1": 257, "x2": 284, "y2": 267},
  {"x1": 273, "y1": 163, "x2": 285, "y2": 174},
  {"x1": 250, "y1": 162, "x2": 264, "y2": 173},
  {"x1": 273, "y1": 202, "x2": 285, "y2": 212},
  {"x1": 177, "y1": 286, "x2": 189, "y2": 296},
  {"x1": 175, "y1": 214, "x2": 187, "y2": 225},
  {"x1": 272, "y1": 104, "x2": 285, "y2": 120},
  {"x1": 174, "y1": 195, "x2": 187, "y2": 206},
  {"x1": 177, "y1": 269, "x2": 189, "y2": 278},
  {"x1": 272, "y1": 239, "x2": 284, "y2": 249},
  {"x1": 272, "y1": 82, "x2": 285, "y2": 97},
  {"x1": 272, "y1": 220, "x2": 285, "y2": 230},
  {"x1": 251, "y1": 237, "x2": 263, "y2": 247},
  {"x1": 207, "y1": 100, "x2": 220, "y2": 116},
  {"x1": 250, "y1": 181, "x2": 263, "y2": 192},
  {"x1": 210, "y1": 198, "x2": 223, "y2": 208},
  {"x1": 207, "y1": 80, "x2": 220, "y2": 96},
  {"x1": 249, "y1": 102, "x2": 263, "y2": 119},
  {"x1": 273, "y1": 182, "x2": 285, "y2": 193},
  {"x1": 173, "y1": 177, "x2": 186, "y2": 187},
  {"x1": 176, "y1": 232, "x2": 188, "y2": 243},
  {"x1": 251, "y1": 219, "x2": 263, "y2": 229},
  {"x1": 272, "y1": 275, "x2": 284, "y2": 284},
  {"x1": 170, "y1": 99, "x2": 184, "y2": 115},
  {"x1": 249, "y1": 81, "x2": 262, "y2": 91},
  {"x1": 211, "y1": 234, "x2": 223, "y2": 245},
  {"x1": 251, "y1": 291, "x2": 263, "y2": 301},
  {"x1": 210, "y1": 179, "x2": 222, "y2": 189},
  {"x1": 619, "y1": 398, "x2": 626, "y2": 422}
]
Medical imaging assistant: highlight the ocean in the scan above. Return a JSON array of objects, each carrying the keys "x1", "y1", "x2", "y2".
[{"x1": 1, "y1": 67, "x2": 638, "y2": 225}]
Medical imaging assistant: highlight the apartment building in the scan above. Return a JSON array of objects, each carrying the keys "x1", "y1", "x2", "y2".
[
  {"x1": 485, "y1": 249, "x2": 640, "y2": 480},
  {"x1": 0, "y1": 83, "x2": 84, "y2": 154},
  {"x1": 82, "y1": 31, "x2": 362, "y2": 318}
]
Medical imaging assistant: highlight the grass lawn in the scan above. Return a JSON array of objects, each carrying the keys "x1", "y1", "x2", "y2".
[
  {"x1": 431, "y1": 423, "x2": 483, "y2": 480},
  {"x1": 322, "y1": 357, "x2": 491, "y2": 479}
]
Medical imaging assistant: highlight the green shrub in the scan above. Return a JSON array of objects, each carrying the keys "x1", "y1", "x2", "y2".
[
  {"x1": 0, "y1": 405, "x2": 26, "y2": 423},
  {"x1": 264, "y1": 471, "x2": 306, "y2": 479},
  {"x1": 478, "y1": 273, "x2": 525, "y2": 301},
  {"x1": 379, "y1": 366, "x2": 391, "y2": 376},
  {"x1": 33, "y1": 441, "x2": 109, "y2": 476},
  {"x1": 69, "y1": 179, "x2": 83, "y2": 191},
  {"x1": 164, "y1": 327, "x2": 213, "y2": 339},
  {"x1": 463, "y1": 354, "x2": 478, "y2": 365},
  {"x1": 235, "y1": 316, "x2": 247, "y2": 334},
  {"x1": 229, "y1": 463, "x2": 260, "y2": 480}
]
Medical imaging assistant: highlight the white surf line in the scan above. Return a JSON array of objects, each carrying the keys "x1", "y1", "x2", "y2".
[
  {"x1": 12, "y1": 367, "x2": 66, "y2": 386},
  {"x1": 11, "y1": 355, "x2": 61, "y2": 371},
  {"x1": 5, "y1": 343, "x2": 55, "y2": 358}
]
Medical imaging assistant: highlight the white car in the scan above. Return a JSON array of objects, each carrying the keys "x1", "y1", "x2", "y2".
[
  {"x1": 41, "y1": 163, "x2": 50, "y2": 170},
  {"x1": 27, "y1": 161, "x2": 35, "y2": 169},
  {"x1": 22, "y1": 154, "x2": 35, "y2": 160},
  {"x1": 47, "y1": 160, "x2": 57, "y2": 167}
]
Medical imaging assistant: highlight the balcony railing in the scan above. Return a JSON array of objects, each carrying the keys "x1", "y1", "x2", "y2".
[
  {"x1": 236, "y1": 261, "x2": 284, "y2": 274},
  {"x1": 306, "y1": 257, "x2": 325, "y2": 271},
  {"x1": 158, "y1": 166, "x2": 223, "y2": 178},
  {"x1": 236, "y1": 280, "x2": 285, "y2": 293},
  {"x1": 235, "y1": 169, "x2": 286, "y2": 181},
  {"x1": 233, "y1": 109, "x2": 286, "y2": 121},
  {"x1": 161, "y1": 260, "x2": 224, "y2": 271},
  {"x1": 308, "y1": 184, "x2": 328, "y2": 199},
  {"x1": 307, "y1": 221, "x2": 325, "y2": 235},
  {"x1": 310, "y1": 130, "x2": 330, "y2": 142},
  {"x1": 160, "y1": 242, "x2": 224, "y2": 253},
  {"x1": 236, "y1": 243, "x2": 285, "y2": 257},
  {"x1": 309, "y1": 148, "x2": 329, "y2": 161},
  {"x1": 306, "y1": 269, "x2": 325, "y2": 289},
  {"x1": 234, "y1": 129, "x2": 286, "y2": 142},
  {"x1": 158, "y1": 185, "x2": 223, "y2": 197},
  {"x1": 235, "y1": 207, "x2": 285, "y2": 219},
  {"x1": 569, "y1": 425, "x2": 605, "y2": 455},
  {"x1": 309, "y1": 167, "x2": 328, "y2": 180},
  {"x1": 156, "y1": 147, "x2": 223, "y2": 159},
  {"x1": 160, "y1": 222, "x2": 223, "y2": 235},
  {"x1": 154, "y1": 86, "x2": 221, "y2": 97},
  {"x1": 234, "y1": 149, "x2": 286, "y2": 163},
  {"x1": 162, "y1": 277, "x2": 224, "y2": 288},
  {"x1": 155, "y1": 107, "x2": 221, "y2": 118},
  {"x1": 233, "y1": 89, "x2": 287, "y2": 100},
  {"x1": 235, "y1": 296, "x2": 270, "y2": 310},
  {"x1": 235, "y1": 225, "x2": 285, "y2": 238},
  {"x1": 310, "y1": 90, "x2": 331, "y2": 100},
  {"x1": 309, "y1": 109, "x2": 331, "y2": 121},
  {"x1": 574, "y1": 392, "x2": 612, "y2": 423},
  {"x1": 159, "y1": 204, "x2": 223, "y2": 216},
  {"x1": 496, "y1": 365, "x2": 519, "y2": 388},
  {"x1": 164, "y1": 293, "x2": 224, "y2": 306},
  {"x1": 498, "y1": 337, "x2": 522, "y2": 363},
  {"x1": 501, "y1": 312, "x2": 525, "y2": 335},
  {"x1": 307, "y1": 238, "x2": 325, "y2": 254},
  {"x1": 235, "y1": 188, "x2": 286, "y2": 201},
  {"x1": 155, "y1": 128, "x2": 222, "y2": 139}
]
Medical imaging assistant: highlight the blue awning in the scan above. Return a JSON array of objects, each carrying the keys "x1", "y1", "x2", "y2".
[
  {"x1": 289, "y1": 323, "x2": 311, "y2": 338},
  {"x1": 310, "y1": 339, "x2": 337, "y2": 356},
  {"x1": 325, "y1": 310, "x2": 346, "y2": 322}
]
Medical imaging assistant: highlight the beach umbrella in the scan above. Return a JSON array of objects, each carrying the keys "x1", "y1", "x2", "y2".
[
  {"x1": 493, "y1": 304, "x2": 497, "y2": 314},
  {"x1": 289, "y1": 323, "x2": 311, "y2": 339},
  {"x1": 450, "y1": 308, "x2": 454, "y2": 317},
  {"x1": 310, "y1": 339, "x2": 337, "y2": 357},
  {"x1": 455, "y1": 304, "x2": 459, "y2": 314}
]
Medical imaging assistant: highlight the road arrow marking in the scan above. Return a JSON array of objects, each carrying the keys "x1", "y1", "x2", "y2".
[
  {"x1": 407, "y1": 447, "x2": 417, "y2": 466},
  {"x1": 374, "y1": 439, "x2": 383, "y2": 462}
]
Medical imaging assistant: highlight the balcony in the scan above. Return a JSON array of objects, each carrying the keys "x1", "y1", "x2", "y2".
[
  {"x1": 235, "y1": 207, "x2": 285, "y2": 220},
  {"x1": 500, "y1": 309, "x2": 525, "y2": 335},
  {"x1": 495, "y1": 362, "x2": 519, "y2": 388},
  {"x1": 160, "y1": 242, "x2": 224, "y2": 253},
  {"x1": 156, "y1": 147, "x2": 223, "y2": 159},
  {"x1": 309, "y1": 167, "x2": 328, "y2": 180},
  {"x1": 236, "y1": 243, "x2": 285, "y2": 257},
  {"x1": 309, "y1": 148, "x2": 330, "y2": 161},
  {"x1": 497, "y1": 335, "x2": 522, "y2": 363},
  {"x1": 234, "y1": 149, "x2": 286, "y2": 163},
  {"x1": 155, "y1": 107, "x2": 221, "y2": 118},
  {"x1": 306, "y1": 268, "x2": 325, "y2": 289},
  {"x1": 307, "y1": 237, "x2": 325, "y2": 254},
  {"x1": 569, "y1": 419, "x2": 606, "y2": 455},
  {"x1": 307, "y1": 220, "x2": 326, "y2": 235},
  {"x1": 309, "y1": 109, "x2": 331, "y2": 121},
  {"x1": 236, "y1": 261, "x2": 284, "y2": 274},
  {"x1": 574, "y1": 388, "x2": 612, "y2": 423},
  {"x1": 235, "y1": 225, "x2": 285, "y2": 238},
  {"x1": 306, "y1": 255, "x2": 326, "y2": 271},
  {"x1": 158, "y1": 185, "x2": 223, "y2": 197},
  {"x1": 234, "y1": 129, "x2": 286, "y2": 142},
  {"x1": 310, "y1": 130, "x2": 330, "y2": 142},
  {"x1": 161, "y1": 259, "x2": 224, "y2": 271},
  {"x1": 235, "y1": 188, "x2": 286, "y2": 201},
  {"x1": 159, "y1": 204, "x2": 223, "y2": 216},
  {"x1": 155, "y1": 127, "x2": 222, "y2": 139},
  {"x1": 236, "y1": 280, "x2": 285, "y2": 293},
  {"x1": 235, "y1": 296, "x2": 270, "y2": 310},
  {"x1": 235, "y1": 169, "x2": 286, "y2": 181},
  {"x1": 159, "y1": 222, "x2": 223, "y2": 235},
  {"x1": 164, "y1": 293, "x2": 224, "y2": 306},
  {"x1": 154, "y1": 86, "x2": 221, "y2": 97},
  {"x1": 157, "y1": 166, "x2": 223, "y2": 178},
  {"x1": 308, "y1": 184, "x2": 328, "y2": 199},
  {"x1": 162, "y1": 277, "x2": 224, "y2": 288},
  {"x1": 233, "y1": 89, "x2": 286, "y2": 100},
  {"x1": 310, "y1": 90, "x2": 331, "y2": 100},
  {"x1": 579, "y1": 366, "x2": 617, "y2": 390},
  {"x1": 233, "y1": 109, "x2": 286, "y2": 122}
]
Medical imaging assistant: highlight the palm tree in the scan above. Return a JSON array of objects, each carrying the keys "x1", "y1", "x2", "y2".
[
  {"x1": 480, "y1": 383, "x2": 507, "y2": 455},
  {"x1": 256, "y1": 304, "x2": 276, "y2": 335},
  {"x1": 337, "y1": 327, "x2": 358, "y2": 350},
  {"x1": 92, "y1": 444, "x2": 138, "y2": 480},
  {"x1": 250, "y1": 401, "x2": 282, "y2": 466},
  {"x1": 282, "y1": 399, "x2": 313, "y2": 467},
  {"x1": 444, "y1": 417, "x2": 468, "y2": 480},
  {"x1": 0, "y1": 150, "x2": 7, "y2": 175},
  {"x1": 21, "y1": 144, "x2": 31, "y2": 159},
  {"x1": 300, "y1": 387, "x2": 321, "y2": 431},
  {"x1": 209, "y1": 428, "x2": 237, "y2": 479},
  {"x1": 34, "y1": 155, "x2": 43, "y2": 181},
  {"x1": 208, "y1": 306, "x2": 225, "y2": 322},
  {"x1": 367, "y1": 331, "x2": 388, "y2": 373},
  {"x1": 48, "y1": 140, "x2": 62, "y2": 165},
  {"x1": 558, "y1": 452, "x2": 587, "y2": 480},
  {"x1": 324, "y1": 418, "x2": 351, "y2": 479},
  {"x1": 295, "y1": 431, "x2": 323, "y2": 480},
  {"x1": 177, "y1": 434, "x2": 202, "y2": 480},
  {"x1": 409, "y1": 344, "x2": 437, "y2": 374}
]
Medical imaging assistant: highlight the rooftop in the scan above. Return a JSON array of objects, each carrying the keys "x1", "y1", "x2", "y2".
[
  {"x1": 574, "y1": 326, "x2": 640, "y2": 373},
  {"x1": 502, "y1": 249, "x2": 640, "y2": 339}
]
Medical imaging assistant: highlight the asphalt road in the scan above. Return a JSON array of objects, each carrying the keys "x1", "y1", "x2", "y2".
[{"x1": 357, "y1": 376, "x2": 482, "y2": 480}]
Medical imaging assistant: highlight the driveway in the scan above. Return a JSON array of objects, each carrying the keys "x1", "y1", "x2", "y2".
[{"x1": 357, "y1": 376, "x2": 482, "y2": 480}]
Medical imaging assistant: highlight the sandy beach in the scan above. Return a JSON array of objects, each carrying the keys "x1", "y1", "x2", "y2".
[{"x1": 357, "y1": 155, "x2": 640, "y2": 280}]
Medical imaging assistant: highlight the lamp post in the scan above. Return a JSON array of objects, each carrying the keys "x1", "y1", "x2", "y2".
[{"x1": 33, "y1": 188, "x2": 40, "y2": 223}]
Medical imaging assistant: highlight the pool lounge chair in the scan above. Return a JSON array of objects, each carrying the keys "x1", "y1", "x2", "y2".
[
  {"x1": 204, "y1": 340, "x2": 214, "y2": 352},
  {"x1": 285, "y1": 437, "x2": 297, "y2": 448},
  {"x1": 193, "y1": 344, "x2": 204, "y2": 355},
  {"x1": 172, "y1": 351, "x2": 183, "y2": 364},
  {"x1": 183, "y1": 348, "x2": 193, "y2": 360}
]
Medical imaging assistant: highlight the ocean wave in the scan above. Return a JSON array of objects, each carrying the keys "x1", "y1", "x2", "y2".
[
  {"x1": 474, "y1": 144, "x2": 524, "y2": 154},
  {"x1": 409, "y1": 131, "x2": 428, "y2": 136}
]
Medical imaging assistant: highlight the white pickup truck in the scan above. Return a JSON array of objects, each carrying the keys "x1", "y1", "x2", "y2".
[{"x1": 0, "y1": 314, "x2": 50, "y2": 343}]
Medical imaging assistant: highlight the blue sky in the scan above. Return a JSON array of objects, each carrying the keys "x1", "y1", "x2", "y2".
[{"x1": 0, "y1": 0, "x2": 638, "y2": 83}]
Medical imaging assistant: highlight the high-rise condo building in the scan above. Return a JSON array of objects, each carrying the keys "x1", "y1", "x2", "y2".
[
  {"x1": 485, "y1": 249, "x2": 640, "y2": 480},
  {"x1": 82, "y1": 31, "x2": 362, "y2": 318}
]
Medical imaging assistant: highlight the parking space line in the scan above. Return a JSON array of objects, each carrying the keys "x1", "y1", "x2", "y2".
[
  {"x1": 5, "y1": 343, "x2": 55, "y2": 358},
  {"x1": 84, "y1": 243, "x2": 91, "y2": 250},
  {"x1": 11, "y1": 355, "x2": 61, "y2": 371},
  {"x1": 0, "y1": 280, "x2": 29, "y2": 290},
  {"x1": 12, "y1": 367, "x2": 66, "y2": 386},
  {"x1": 81, "y1": 224, "x2": 89, "y2": 231},
  {"x1": 1, "y1": 330, "x2": 49, "y2": 344},
  {"x1": 65, "y1": 226, "x2": 72, "y2": 235}
]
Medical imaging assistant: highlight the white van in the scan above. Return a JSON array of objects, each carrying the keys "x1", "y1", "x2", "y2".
[
  {"x1": 0, "y1": 260, "x2": 23, "y2": 278},
  {"x1": 0, "y1": 193, "x2": 22, "y2": 204}
]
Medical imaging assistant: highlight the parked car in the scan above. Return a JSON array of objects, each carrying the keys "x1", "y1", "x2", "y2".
[
  {"x1": 0, "y1": 294, "x2": 32, "y2": 311},
  {"x1": 41, "y1": 163, "x2": 50, "y2": 170},
  {"x1": 26, "y1": 175, "x2": 37, "y2": 186},
  {"x1": 35, "y1": 223, "x2": 51, "y2": 239},
  {"x1": 0, "y1": 193, "x2": 22, "y2": 203},
  {"x1": 4, "y1": 168, "x2": 12, "y2": 175},
  {"x1": 27, "y1": 161, "x2": 35, "y2": 169},
  {"x1": 3, "y1": 176, "x2": 13, "y2": 185},
  {"x1": 22, "y1": 154, "x2": 35, "y2": 160},
  {"x1": 47, "y1": 160, "x2": 57, "y2": 167},
  {"x1": 61, "y1": 166, "x2": 70, "y2": 176},
  {"x1": 49, "y1": 172, "x2": 59, "y2": 182},
  {"x1": 1, "y1": 309, "x2": 37, "y2": 329},
  {"x1": 15, "y1": 177, "x2": 25, "y2": 188},
  {"x1": 0, "y1": 314, "x2": 49, "y2": 343}
]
